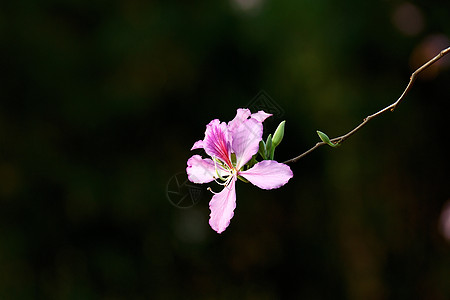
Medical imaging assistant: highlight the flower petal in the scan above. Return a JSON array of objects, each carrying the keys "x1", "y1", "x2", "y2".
[
  {"x1": 209, "y1": 178, "x2": 237, "y2": 234},
  {"x1": 228, "y1": 108, "x2": 251, "y2": 133},
  {"x1": 239, "y1": 160, "x2": 293, "y2": 190},
  {"x1": 231, "y1": 118, "x2": 263, "y2": 169},
  {"x1": 251, "y1": 110, "x2": 272, "y2": 123},
  {"x1": 191, "y1": 140, "x2": 204, "y2": 150},
  {"x1": 203, "y1": 119, "x2": 232, "y2": 167},
  {"x1": 228, "y1": 108, "x2": 272, "y2": 132},
  {"x1": 186, "y1": 155, "x2": 217, "y2": 183}
]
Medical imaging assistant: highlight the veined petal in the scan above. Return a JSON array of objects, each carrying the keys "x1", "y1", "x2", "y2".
[
  {"x1": 228, "y1": 109, "x2": 272, "y2": 132},
  {"x1": 251, "y1": 110, "x2": 272, "y2": 123},
  {"x1": 209, "y1": 177, "x2": 237, "y2": 234},
  {"x1": 239, "y1": 160, "x2": 293, "y2": 190},
  {"x1": 191, "y1": 140, "x2": 204, "y2": 150},
  {"x1": 187, "y1": 155, "x2": 224, "y2": 184},
  {"x1": 228, "y1": 108, "x2": 251, "y2": 133},
  {"x1": 231, "y1": 118, "x2": 263, "y2": 169},
  {"x1": 203, "y1": 119, "x2": 232, "y2": 167}
]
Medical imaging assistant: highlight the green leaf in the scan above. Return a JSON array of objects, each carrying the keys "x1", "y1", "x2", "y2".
[
  {"x1": 317, "y1": 130, "x2": 339, "y2": 148},
  {"x1": 272, "y1": 121, "x2": 285, "y2": 148}
]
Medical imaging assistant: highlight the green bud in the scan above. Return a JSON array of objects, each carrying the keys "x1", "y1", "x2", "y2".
[
  {"x1": 317, "y1": 130, "x2": 339, "y2": 147},
  {"x1": 266, "y1": 134, "x2": 273, "y2": 159},
  {"x1": 258, "y1": 140, "x2": 266, "y2": 159},
  {"x1": 269, "y1": 146, "x2": 275, "y2": 160},
  {"x1": 272, "y1": 121, "x2": 285, "y2": 148}
]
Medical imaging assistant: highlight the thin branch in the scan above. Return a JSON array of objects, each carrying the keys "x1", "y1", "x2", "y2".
[{"x1": 284, "y1": 46, "x2": 450, "y2": 164}]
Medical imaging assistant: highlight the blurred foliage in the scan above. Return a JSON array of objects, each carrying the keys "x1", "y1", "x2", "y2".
[{"x1": 0, "y1": 0, "x2": 450, "y2": 299}]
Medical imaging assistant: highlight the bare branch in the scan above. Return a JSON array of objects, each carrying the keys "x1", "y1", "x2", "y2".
[{"x1": 284, "y1": 46, "x2": 450, "y2": 164}]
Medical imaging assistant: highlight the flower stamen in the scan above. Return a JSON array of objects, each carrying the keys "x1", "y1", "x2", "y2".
[
  {"x1": 213, "y1": 176, "x2": 229, "y2": 186},
  {"x1": 212, "y1": 155, "x2": 229, "y2": 181},
  {"x1": 207, "y1": 187, "x2": 219, "y2": 194}
]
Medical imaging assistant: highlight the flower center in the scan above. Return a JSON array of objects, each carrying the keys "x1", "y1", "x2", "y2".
[{"x1": 208, "y1": 156, "x2": 238, "y2": 194}]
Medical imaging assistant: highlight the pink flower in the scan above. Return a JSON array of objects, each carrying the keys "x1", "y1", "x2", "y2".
[{"x1": 186, "y1": 108, "x2": 293, "y2": 234}]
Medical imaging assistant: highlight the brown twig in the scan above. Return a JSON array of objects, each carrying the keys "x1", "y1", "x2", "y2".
[{"x1": 284, "y1": 46, "x2": 450, "y2": 164}]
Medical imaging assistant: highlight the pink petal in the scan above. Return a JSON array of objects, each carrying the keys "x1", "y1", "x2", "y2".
[
  {"x1": 251, "y1": 110, "x2": 272, "y2": 122},
  {"x1": 228, "y1": 108, "x2": 251, "y2": 133},
  {"x1": 191, "y1": 140, "x2": 204, "y2": 150},
  {"x1": 231, "y1": 117, "x2": 263, "y2": 169},
  {"x1": 186, "y1": 155, "x2": 217, "y2": 184},
  {"x1": 239, "y1": 160, "x2": 293, "y2": 190},
  {"x1": 209, "y1": 178, "x2": 237, "y2": 234},
  {"x1": 203, "y1": 119, "x2": 232, "y2": 167}
]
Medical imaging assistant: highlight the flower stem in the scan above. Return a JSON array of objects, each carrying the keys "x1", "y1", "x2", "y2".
[{"x1": 284, "y1": 46, "x2": 450, "y2": 164}]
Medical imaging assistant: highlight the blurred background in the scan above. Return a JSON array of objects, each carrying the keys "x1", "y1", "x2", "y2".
[{"x1": 1, "y1": 0, "x2": 450, "y2": 299}]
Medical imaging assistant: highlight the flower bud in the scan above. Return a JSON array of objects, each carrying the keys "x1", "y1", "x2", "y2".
[
  {"x1": 272, "y1": 121, "x2": 285, "y2": 148},
  {"x1": 265, "y1": 134, "x2": 273, "y2": 159},
  {"x1": 317, "y1": 130, "x2": 339, "y2": 147},
  {"x1": 258, "y1": 140, "x2": 266, "y2": 159}
]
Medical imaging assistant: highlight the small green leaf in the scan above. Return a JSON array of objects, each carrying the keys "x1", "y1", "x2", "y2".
[
  {"x1": 272, "y1": 120, "x2": 285, "y2": 148},
  {"x1": 317, "y1": 130, "x2": 339, "y2": 148}
]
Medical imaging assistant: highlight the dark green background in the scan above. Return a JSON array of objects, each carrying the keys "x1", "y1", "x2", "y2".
[{"x1": 1, "y1": 0, "x2": 450, "y2": 299}]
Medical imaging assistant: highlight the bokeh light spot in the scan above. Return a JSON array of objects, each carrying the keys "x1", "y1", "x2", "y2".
[
  {"x1": 410, "y1": 34, "x2": 450, "y2": 79},
  {"x1": 392, "y1": 2, "x2": 424, "y2": 36},
  {"x1": 231, "y1": 0, "x2": 263, "y2": 12},
  {"x1": 439, "y1": 200, "x2": 450, "y2": 242}
]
